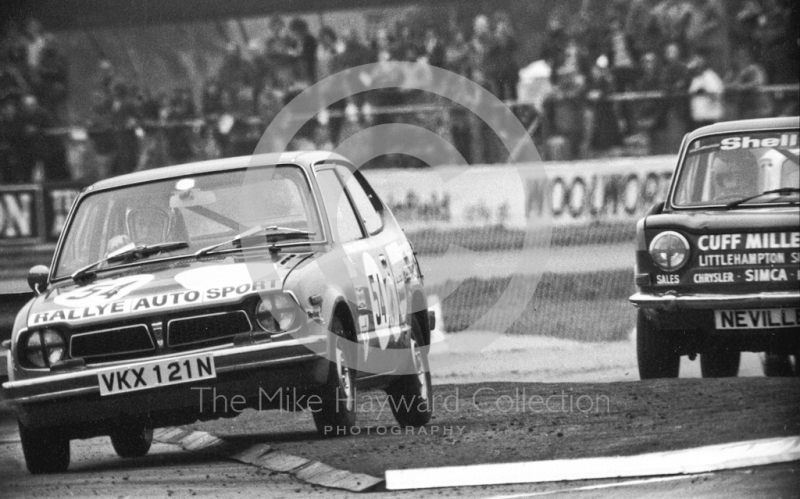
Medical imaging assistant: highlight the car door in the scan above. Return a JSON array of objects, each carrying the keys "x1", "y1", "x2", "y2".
[
  {"x1": 334, "y1": 165, "x2": 407, "y2": 353},
  {"x1": 314, "y1": 164, "x2": 400, "y2": 375}
]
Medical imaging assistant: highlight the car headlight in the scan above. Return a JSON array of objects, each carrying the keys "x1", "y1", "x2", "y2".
[
  {"x1": 255, "y1": 294, "x2": 298, "y2": 333},
  {"x1": 23, "y1": 329, "x2": 66, "y2": 368},
  {"x1": 649, "y1": 231, "x2": 690, "y2": 272}
]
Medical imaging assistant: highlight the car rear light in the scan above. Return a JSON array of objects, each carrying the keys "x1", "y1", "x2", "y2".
[
  {"x1": 649, "y1": 231, "x2": 690, "y2": 272},
  {"x1": 23, "y1": 329, "x2": 66, "y2": 368}
]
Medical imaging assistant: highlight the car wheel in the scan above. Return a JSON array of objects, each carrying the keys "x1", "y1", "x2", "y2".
[
  {"x1": 701, "y1": 345, "x2": 740, "y2": 378},
  {"x1": 313, "y1": 315, "x2": 357, "y2": 437},
  {"x1": 636, "y1": 310, "x2": 680, "y2": 379},
  {"x1": 18, "y1": 419, "x2": 70, "y2": 474},
  {"x1": 110, "y1": 421, "x2": 153, "y2": 458},
  {"x1": 386, "y1": 314, "x2": 433, "y2": 428},
  {"x1": 761, "y1": 353, "x2": 795, "y2": 377}
]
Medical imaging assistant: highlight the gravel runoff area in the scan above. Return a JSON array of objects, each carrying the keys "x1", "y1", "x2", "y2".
[{"x1": 186, "y1": 377, "x2": 800, "y2": 479}]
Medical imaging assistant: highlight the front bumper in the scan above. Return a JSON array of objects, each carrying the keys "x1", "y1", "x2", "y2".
[
  {"x1": 2, "y1": 336, "x2": 327, "y2": 429},
  {"x1": 630, "y1": 290, "x2": 800, "y2": 311}
]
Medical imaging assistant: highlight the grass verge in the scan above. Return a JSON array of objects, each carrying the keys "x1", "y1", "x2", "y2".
[
  {"x1": 430, "y1": 269, "x2": 635, "y2": 342},
  {"x1": 407, "y1": 224, "x2": 636, "y2": 255}
]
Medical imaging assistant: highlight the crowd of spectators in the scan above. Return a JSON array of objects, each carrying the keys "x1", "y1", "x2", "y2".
[
  {"x1": 0, "y1": 18, "x2": 70, "y2": 183},
  {"x1": 539, "y1": 0, "x2": 798, "y2": 158},
  {"x1": 1, "y1": 0, "x2": 798, "y2": 183}
]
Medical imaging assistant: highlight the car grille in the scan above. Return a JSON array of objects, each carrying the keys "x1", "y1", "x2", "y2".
[
  {"x1": 70, "y1": 324, "x2": 155, "y2": 361},
  {"x1": 167, "y1": 311, "x2": 252, "y2": 349}
]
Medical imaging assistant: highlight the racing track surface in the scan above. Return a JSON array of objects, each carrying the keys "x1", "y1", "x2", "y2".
[{"x1": 1, "y1": 377, "x2": 798, "y2": 498}]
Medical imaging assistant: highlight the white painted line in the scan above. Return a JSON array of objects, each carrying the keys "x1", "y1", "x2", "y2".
[
  {"x1": 484, "y1": 473, "x2": 713, "y2": 499},
  {"x1": 385, "y1": 436, "x2": 800, "y2": 490}
]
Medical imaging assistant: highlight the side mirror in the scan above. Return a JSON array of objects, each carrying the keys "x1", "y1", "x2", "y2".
[{"x1": 28, "y1": 265, "x2": 50, "y2": 294}]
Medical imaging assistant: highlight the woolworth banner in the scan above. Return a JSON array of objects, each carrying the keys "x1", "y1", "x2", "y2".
[
  {"x1": 363, "y1": 156, "x2": 676, "y2": 230},
  {"x1": 0, "y1": 156, "x2": 676, "y2": 243}
]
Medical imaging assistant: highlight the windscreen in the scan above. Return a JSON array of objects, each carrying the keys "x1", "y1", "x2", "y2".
[
  {"x1": 672, "y1": 130, "x2": 799, "y2": 207},
  {"x1": 55, "y1": 165, "x2": 322, "y2": 278}
]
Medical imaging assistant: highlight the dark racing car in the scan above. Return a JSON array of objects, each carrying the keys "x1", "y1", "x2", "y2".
[
  {"x1": 630, "y1": 117, "x2": 800, "y2": 379},
  {"x1": 2, "y1": 152, "x2": 434, "y2": 473}
]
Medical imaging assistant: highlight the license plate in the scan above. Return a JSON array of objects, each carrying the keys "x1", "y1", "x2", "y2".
[
  {"x1": 98, "y1": 353, "x2": 216, "y2": 396},
  {"x1": 715, "y1": 308, "x2": 800, "y2": 330}
]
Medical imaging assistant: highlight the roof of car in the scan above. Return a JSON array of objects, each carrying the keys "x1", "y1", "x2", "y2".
[
  {"x1": 90, "y1": 151, "x2": 350, "y2": 191},
  {"x1": 686, "y1": 116, "x2": 800, "y2": 142}
]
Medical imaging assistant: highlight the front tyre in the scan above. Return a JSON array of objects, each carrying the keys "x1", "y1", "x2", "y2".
[
  {"x1": 110, "y1": 421, "x2": 153, "y2": 458},
  {"x1": 636, "y1": 310, "x2": 680, "y2": 379},
  {"x1": 18, "y1": 419, "x2": 70, "y2": 474},
  {"x1": 386, "y1": 314, "x2": 433, "y2": 427},
  {"x1": 701, "y1": 344, "x2": 740, "y2": 378},
  {"x1": 313, "y1": 315, "x2": 357, "y2": 437}
]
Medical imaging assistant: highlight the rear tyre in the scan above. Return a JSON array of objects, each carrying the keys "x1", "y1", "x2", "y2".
[
  {"x1": 110, "y1": 421, "x2": 153, "y2": 458},
  {"x1": 701, "y1": 345, "x2": 740, "y2": 378},
  {"x1": 761, "y1": 353, "x2": 795, "y2": 377},
  {"x1": 313, "y1": 315, "x2": 357, "y2": 437},
  {"x1": 18, "y1": 419, "x2": 70, "y2": 474},
  {"x1": 386, "y1": 314, "x2": 433, "y2": 427},
  {"x1": 636, "y1": 310, "x2": 680, "y2": 379}
]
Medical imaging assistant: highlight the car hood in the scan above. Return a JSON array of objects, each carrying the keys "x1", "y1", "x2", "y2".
[
  {"x1": 647, "y1": 207, "x2": 800, "y2": 232},
  {"x1": 26, "y1": 253, "x2": 314, "y2": 329}
]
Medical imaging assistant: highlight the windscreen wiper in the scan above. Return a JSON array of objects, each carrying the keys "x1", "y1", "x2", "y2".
[
  {"x1": 71, "y1": 241, "x2": 189, "y2": 282},
  {"x1": 195, "y1": 225, "x2": 316, "y2": 257},
  {"x1": 725, "y1": 187, "x2": 800, "y2": 209}
]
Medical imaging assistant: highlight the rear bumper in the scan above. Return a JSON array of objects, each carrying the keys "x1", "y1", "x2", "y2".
[
  {"x1": 2, "y1": 336, "x2": 328, "y2": 429},
  {"x1": 630, "y1": 291, "x2": 800, "y2": 311}
]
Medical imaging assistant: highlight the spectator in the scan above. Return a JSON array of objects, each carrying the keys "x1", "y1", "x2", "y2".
[
  {"x1": 336, "y1": 29, "x2": 373, "y2": 71},
  {"x1": 656, "y1": 42, "x2": 690, "y2": 153},
  {"x1": 633, "y1": 52, "x2": 664, "y2": 151},
  {"x1": 19, "y1": 94, "x2": 69, "y2": 181},
  {"x1": 444, "y1": 30, "x2": 470, "y2": 76},
  {"x1": 653, "y1": 0, "x2": 693, "y2": 48},
  {"x1": 87, "y1": 89, "x2": 116, "y2": 179},
  {"x1": 373, "y1": 28, "x2": 394, "y2": 63},
  {"x1": 217, "y1": 43, "x2": 255, "y2": 112},
  {"x1": 264, "y1": 16, "x2": 294, "y2": 73},
  {"x1": 422, "y1": 28, "x2": 445, "y2": 68},
  {"x1": 685, "y1": 0, "x2": 729, "y2": 77},
  {"x1": 392, "y1": 24, "x2": 419, "y2": 62},
  {"x1": 687, "y1": 53, "x2": 724, "y2": 130},
  {"x1": 108, "y1": 82, "x2": 140, "y2": 177},
  {"x1": 488, "y1": 16, "x2": 519, "y2": 101},
  {"x1": 202, "y1": 80, "x2": 225, "y2": 117},
  {"x1": 287, "y1": 18, "x2": 317, "y2": 84},
  {"x1": 34, "y1": 35, "x2": 69, "y2": 124},
  {"x1": 24, "y1": 19, "x2": 47, "y2": 73},
  {"x1": 0, "y1": 91, "x2": 25, "y2": 183},
  {"x1": 164, "y1": 88, "x2": 195, "y2": 164},
  {"x1": 725, "y1": 45, "x2": 771, "y2": 120},
  {"x1": 0, "y1": 49, "x2": 29, "y2": 100},
  {"x1": 587, "y1": 55, "x2": 623, "y2": 155},
  {"x1": 541, "y1": 16, "x2": 569, "y2": 72},
  {"x1": 316, "y1": 26, "x2": 338, "y2": 81},
  {"x1": 607, "y1": 18, "x2": 639, "y2": 94},
  {"x1": 625, "y1": 0, "x2": 663, "y2": 57},
  {"x1": 606, "y1": 18, "x2": 638, "y2": 133},
  {"x1": 467, "y1": 14, "x2": 492, "y2": 87},
  {"x1": 544, "y1": 40, "x2": 588, "y2": 160}
]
